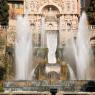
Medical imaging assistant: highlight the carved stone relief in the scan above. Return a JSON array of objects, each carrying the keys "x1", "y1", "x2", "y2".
[{"x1": 29, "y1": 0, "x2": 64, "y2": 13}]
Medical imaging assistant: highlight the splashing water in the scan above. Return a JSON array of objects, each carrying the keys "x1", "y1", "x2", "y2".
[
  {"x1": 67, "y1": 64, "x2": 76, "y2": 80},
  {"x1": 76, "y1": 12, "x2": 94, "y2": 80},
  {"x1": 15, "y1": 15, "x2": 32, "y2": 80},
  {"x1": 63, "y1": 38, "x2": 77, "y2": 80},
  {"x1": 64, "y1": 12, "x2": 94, "y2": 80}
]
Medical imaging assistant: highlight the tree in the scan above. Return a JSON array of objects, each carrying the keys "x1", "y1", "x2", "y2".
[
  {"x1": 0, "y1": 0, "x2": 9, "y2": 26},
  {"x1": 86, "y1": 0, "x2": 95, "y2": 25}
]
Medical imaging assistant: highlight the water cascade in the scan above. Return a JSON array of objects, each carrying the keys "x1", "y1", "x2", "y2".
[
  {"x1": 41, "y1": 17, "x2": 45, "y2": 48},
  {"x1": 47, "y1": 32, "x2": 57, "y2": 64},
  {"x1": 15, "y1": 15, "x2": 32, "y2": 80},
  {"x1": 67, "y1": 64, "x2": 76, "y2": 80}
]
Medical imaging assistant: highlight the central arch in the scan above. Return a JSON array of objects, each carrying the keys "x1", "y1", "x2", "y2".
[
  {"x1": 40, "y1": 3, "x2": 61, "y2": 48},
  {"x1": 39, "y1": 3, "x2": 62, "y2": 14}
]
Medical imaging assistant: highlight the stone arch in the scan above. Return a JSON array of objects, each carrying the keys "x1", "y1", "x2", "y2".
[
  {"x1": 47, "y1": 71, "x2": 60, "y2": 79},
  {"x1": 39, "y1": 3, "x2": 62, "y2": 14}
]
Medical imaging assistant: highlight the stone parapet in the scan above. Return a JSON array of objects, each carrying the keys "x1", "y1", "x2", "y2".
[{"x1": 4, "y1": 80, "x2": 95, "y2": 92}]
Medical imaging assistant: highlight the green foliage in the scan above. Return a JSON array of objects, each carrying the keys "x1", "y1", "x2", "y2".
[
  {"x1": 0, "y1": 83, "x2": 4, "y2": 92},
  {"x1": 86, "y1": 0, "x2": 95, "y2": 25},
  {"x1": 34, "y1": 48, "x2": 64, "y2": 61},
  {"x1": 34, "y1": 48, "x2": 48, "y2": 58},
  {"x1": 56, "y1": 48, "x2": 63, "y2": 60},
  {"x1": 0, "y1": 0, "x2": 9, "y2": 26}
]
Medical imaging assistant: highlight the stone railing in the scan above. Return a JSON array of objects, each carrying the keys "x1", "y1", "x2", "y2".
[{"x1": 4, "y1": 80, "x2": 95, "y2": 92}]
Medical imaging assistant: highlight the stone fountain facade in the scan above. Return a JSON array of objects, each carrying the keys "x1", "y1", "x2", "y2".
[
  {"x1": 7, "y1": 0, "x2": 80, "y2": 47},
  {"x1": 0, "y1": 0, "x2": 95, "y2": 81},
  {"x1": 6, "y1": 0, "x2": 95, "y2": 48},
  {"x1": 0, "y1": 0, "x2": 95, "y2": 94},
  {"x1": 1, "y1": 0, "x2": 79, "y2": 81}
]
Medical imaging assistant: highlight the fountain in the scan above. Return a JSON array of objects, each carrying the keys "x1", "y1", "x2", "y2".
[
  {"x1": 67, "y1": 64, "x2": 76, "y2": 80},
  {"x1": 45, "y1": 31, "x2": 61, "y2": 82},
  {"x1": 4, "y1": 11, "x2": 95, "y2": 93},
  {"x1": 12, "y1": 11, "x2": 95, "y2": 81},
  {"x1": 41, "y1": 17, "x2": 45, "y2": 48},
  {"x1": 15, "y1": 15, "x2": 32, "y2": 80},
  {"x1": 47, "y1": 32, "x2": 57, "y2": 64},
  {"x1": 64, "y1": 12, "x2": 95, "y2": 80},
  {"x1": 63, "y1": 37, "x2": 77, "y2": 80},
  {"x1": 76, "y1": 12, "x2": 95, "y2": 80}
]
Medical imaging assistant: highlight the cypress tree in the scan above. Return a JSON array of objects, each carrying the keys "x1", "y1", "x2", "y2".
[
  {"x1": 0, "y1": 0, "x2": 9, "y2": 26},
  {"x1": 87, "y1": 0, "x2": 95, "y2": 25}
]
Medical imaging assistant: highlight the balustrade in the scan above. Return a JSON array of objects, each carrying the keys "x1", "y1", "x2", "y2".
[{"x1": 4, "y1": 80, "x2": 95, "y2": 92}]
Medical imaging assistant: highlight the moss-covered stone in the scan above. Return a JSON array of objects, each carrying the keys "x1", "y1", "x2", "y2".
[
  {"x1": 0, "y1": 83, "x2": 4, "y2": 92},
  {"x1": 33, "y1": 48, "x2": 48, "y2": 59},
  {"x1": 33, "y1": 48, "x2": 64, "y2": 61}
]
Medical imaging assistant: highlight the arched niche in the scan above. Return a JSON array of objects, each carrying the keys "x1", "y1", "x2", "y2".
[
  {"x1": 41, "y1": 5, "x2": 60, "y2": 16},
  {"x1": 39, "y1": 3, "x2": 61, "y2": 14}
]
